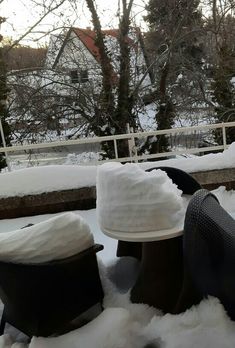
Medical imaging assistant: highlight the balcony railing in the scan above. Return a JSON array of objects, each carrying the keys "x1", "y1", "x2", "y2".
[{"x1": 1, "y1": 121, "x2": 235, "y2": 171}]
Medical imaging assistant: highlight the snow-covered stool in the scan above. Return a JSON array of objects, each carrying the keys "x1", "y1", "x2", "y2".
[
  {"x1": 117, "y1": 166, "x2": 202, "y2": 261},
  {"x1": 0, "y1": 212, "x2": 104, "y2": 337},
  {"x1": 97, "y1": 163, "x2": 201, "y2": 313}
]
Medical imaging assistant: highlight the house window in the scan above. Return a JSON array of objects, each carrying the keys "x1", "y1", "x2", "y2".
[
  {"x1": 80, "y1": 70, "x2": 89, "y2": 83},
  {"x1": 79, "y1": 92, "x2": 87, "y2": 106},
  {"x1": 70, "y1": 70, "x2": 79, "y2": 83},
  {"x1": 136, "y1": 65, "x2": 145, "y2": 75}
]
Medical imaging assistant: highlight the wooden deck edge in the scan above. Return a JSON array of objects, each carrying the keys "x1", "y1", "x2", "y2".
[
  {"x1": 191, "y1": 167, "x2": 235, "y2": 191},
  {"x1": 0, "y1": 186, "x2": 96, "y2": 219},
  {"x1": 1, "y1": 167, "x2": 235, "y2": 220}
]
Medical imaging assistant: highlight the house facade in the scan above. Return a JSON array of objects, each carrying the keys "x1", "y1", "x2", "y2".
[
  {"x1": 8, "y1": 27, "x2": 154, "y2": 142},
  {"x1": 46, "y1": 27, "x2": 153, "y2": 87}
]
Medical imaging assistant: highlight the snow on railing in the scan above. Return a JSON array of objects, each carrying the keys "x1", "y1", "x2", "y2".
[{"x1": 1, "y1": 121, "x2": 235, "y2": 171}]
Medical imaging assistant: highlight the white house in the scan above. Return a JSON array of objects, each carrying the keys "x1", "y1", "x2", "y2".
[
  {"x1": 7, "y1": 27, "x2": 154, "y2": 140},
  {"x1": 45, "y1": 27, "x2": 154, "y2": 90}
]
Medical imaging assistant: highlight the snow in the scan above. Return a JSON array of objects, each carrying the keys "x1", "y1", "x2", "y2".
[
  {"x1": 97, "y1": 163, "x2": 185, "y2": 237},
  {"x1": 211, "y1": 186, "x2": 235, "y2": 212},
  {"x1": 64, "y1": 152, "x2": 101, "y2": 165},
  {"x1": 0, "y1": 210, "x2": 117, "y2": 266},
  {"x1": 0, "y1": 213, "x2": 94, "y2": 263},
  {"x1": 29, "y1": 308, "x2": 133, "y2": 348},
  {"x1": 0, "y1": 165, "x2": 97, "y2": 198},
  {"x1": 143, "y1": 296, "x2": 235, "y2": 348},
  {"x1": 1, "y1": 142, "x2": 235, "y2": 199},
  {"x1": 141, "y1": 141, "x2": 235, "y2": 173},
  {"x1": 1, "y1": 147, "x2": 235, "y2": 346}
]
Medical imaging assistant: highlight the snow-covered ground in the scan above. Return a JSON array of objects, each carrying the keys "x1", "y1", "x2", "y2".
[{"x1": 1, "y1": 146, "x2": 235, "y2": 347}]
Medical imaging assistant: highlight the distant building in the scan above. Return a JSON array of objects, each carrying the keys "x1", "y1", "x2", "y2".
[
  {"x1": 7, "y1": 27, "x2": 154, "y2": 140},
  {"x1": 46, "y1": 27, "x2": 153, "y2": 87}
]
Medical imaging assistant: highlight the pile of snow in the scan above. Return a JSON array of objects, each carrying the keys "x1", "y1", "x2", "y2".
[
  {"x1": 0, "y1": 165, "x2": 97, "y2": 198},
  {"x1": 143, "y1": 296, "x2": 235, "y2": 348},
  {"x1": 2, "y1": 297, "x2": 234, "y2": 348},
  {"x1": 0, "y1": 209, "x2": 117, "y2": 265},
  {"x1": 0, "y1": 212, "x2": 94, "y2": 263},
  {"x1": 142, "y1": 142, "x2": 235, "y2": 173},
  {"x1": 29, "y1": 308, "x2": 138, "y2": 348},
  {"x1": 97, "y1": 163, "x2": 185, "y2": 239},
  {"x1": 65, "y1": 152, "x2": 101, "y2": 165},
  {"x1": 211, "y1": 186, "x2": 235, "y2": 213}
]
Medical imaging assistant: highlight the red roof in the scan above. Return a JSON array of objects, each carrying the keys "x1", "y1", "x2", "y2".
[{"x1": 72, "y1": 27, "x2": 138, "y2": 62}]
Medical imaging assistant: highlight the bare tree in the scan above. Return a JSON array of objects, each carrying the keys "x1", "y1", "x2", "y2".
[
  {"x1": 2, "y1": 0, "x2": 155, "y2": 160},
  {"x1": 84, "y1": 0, "x2": 138, "y2": 158}
]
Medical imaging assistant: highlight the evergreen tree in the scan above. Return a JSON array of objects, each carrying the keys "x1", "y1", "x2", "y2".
[
  {"x1": 211, "y1": 43, "x2": 235, "y2": 144},
  {"x1": 0, "y1": 19, "x2": 11, "y2": 171},
  {"x1": 144, "y1": 0, "x2": 203, "y2": 153},
  {"x1": 207, "y1": 11, "x2": 235, "y2": 145}
]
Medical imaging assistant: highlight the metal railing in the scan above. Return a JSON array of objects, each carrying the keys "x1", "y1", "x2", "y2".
[{"x1": 1, "y1": 121, "x2": 235, "y2": 171}]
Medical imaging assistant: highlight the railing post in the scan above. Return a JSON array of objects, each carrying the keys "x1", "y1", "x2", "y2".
[
  {"x1": 222, "y1": 123, "x2": 227, "y2": 150},
  {"x1": 113, "y1": 139, "x2": 118, "y2": 159},
  {"x1": 126, "y1": 123, "x2": 132, "y2": 161},
  {"x1": 133, "y1": 135, "x2": 138, "y2": 163},
  {"x1": 126, "y1": 123, "x2": 136, "y2": 162},
  {"x1": 0, "y1": 117, "x2": 11, "y2": 172}
]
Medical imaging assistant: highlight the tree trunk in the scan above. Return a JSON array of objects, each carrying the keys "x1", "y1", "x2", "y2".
[
  {"x1": 85, "y1": 0, "x2": 115, "y2": 126},
  {"x1": 0, "y1": 19, "x2": 11, "y2": 171},
  {"x1": 151, "y1": 61, "x2": 175, "y2": 155},
  {"x1": 114, "y1": 0, "x2": 135, "y2": 158}
]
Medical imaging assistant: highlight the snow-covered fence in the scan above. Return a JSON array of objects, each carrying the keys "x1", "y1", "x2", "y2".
[{"x1": 0, "y1": 121, "x2": 235, "y2": 171}]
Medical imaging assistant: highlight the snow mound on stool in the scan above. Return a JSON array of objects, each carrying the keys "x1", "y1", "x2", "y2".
[
  {"x1": 0, "y1": 212, "x2": 94, "y2": 263},
  {"x1": 97, "y1": 163, "x2": 184, "y2": 233}
]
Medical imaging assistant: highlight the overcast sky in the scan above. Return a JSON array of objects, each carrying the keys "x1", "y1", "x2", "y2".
[{"x1": 0, "y1": 0, "x2": 147, "y2": 46}]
